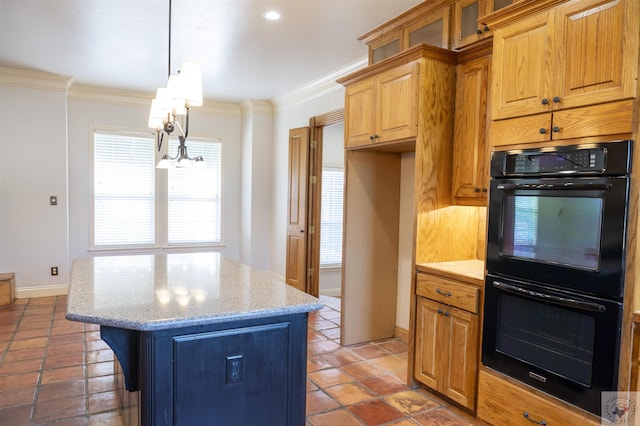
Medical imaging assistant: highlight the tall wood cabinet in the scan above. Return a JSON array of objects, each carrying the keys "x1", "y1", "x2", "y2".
[{"x1": 338, "y1": 45, "x2": 457, "y2": 346}]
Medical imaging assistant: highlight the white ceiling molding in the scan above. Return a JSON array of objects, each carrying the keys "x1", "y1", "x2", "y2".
[
  {"x1": 0, "y1": 66, "x2": 73, "y2": 92},
  {"x1": 272, "y1": 57, "x2": 368, "y2": 111}
]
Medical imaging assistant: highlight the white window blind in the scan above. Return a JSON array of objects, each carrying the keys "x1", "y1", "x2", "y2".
[
  {"x1": 320, "y1": 167, "x2": 344, "y2": 266},
  {"x1": 93, "y1": 132, "x2": 156, "y2": 247},
  {"x1": 167, "y1": 139, "x2": 222, "y2": 244}
]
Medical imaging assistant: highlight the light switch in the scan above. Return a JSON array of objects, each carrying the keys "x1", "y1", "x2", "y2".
[{"x1": 226, "y1": 355, "x2": 243, "y2": 384}]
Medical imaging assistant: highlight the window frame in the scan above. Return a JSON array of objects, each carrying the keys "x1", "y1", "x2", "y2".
[
  {"x1": 319, "y1": 164, "x2": 344, "y2": 268},
  {"x1": 90, "y1": 126, "x2": 225, "y2": 254}
]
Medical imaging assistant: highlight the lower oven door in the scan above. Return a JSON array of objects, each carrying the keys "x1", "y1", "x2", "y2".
[{"x1": 481, "y1": 273, "x2": 623, "y2": 416}]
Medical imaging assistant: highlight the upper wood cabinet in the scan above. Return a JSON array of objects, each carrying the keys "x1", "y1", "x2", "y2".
[
  {"x1": 452, "y1": 0, "x2": 514, "y2": 49},
  {"x1": 344, "y1": 62, "x2": 419, "y2": 149},
  {"x1": 491, "y1": 0, "x2": 639, "y2": 120},
  {"x1": 361, "y1": 0, "x2": 454, "y2": 65},
  {"x1": 452, "y1": 52, "x2": 491, "y2": 205}
]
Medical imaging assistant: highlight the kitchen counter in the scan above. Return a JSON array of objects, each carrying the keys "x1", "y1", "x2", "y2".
[
  {"x1": 416, "y1": 259, "x2": 485, "y2": 286},
  {"x1": 66, "y1": 252, "x2": 322, "y2": 331},
  {"x1": 66, "y1": 252, "x2": 322, "y2": 426}
]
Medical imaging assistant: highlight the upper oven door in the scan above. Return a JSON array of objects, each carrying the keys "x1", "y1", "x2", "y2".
[{"x1": 486, "y1": 175, "x2": 629, "y2": 299}]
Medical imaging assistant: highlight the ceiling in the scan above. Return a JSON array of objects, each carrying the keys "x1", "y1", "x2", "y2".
[{"x1": 0, "y1": 0, "x2": 423, "y2": 103}]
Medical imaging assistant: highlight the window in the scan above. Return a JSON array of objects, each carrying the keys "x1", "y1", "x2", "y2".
[
  {"x1": 319, "y1": 167, "x2": 344, "y2": 266},
  {"x1": 92, "y1": 130, "x2": 222, "y2": 249}
]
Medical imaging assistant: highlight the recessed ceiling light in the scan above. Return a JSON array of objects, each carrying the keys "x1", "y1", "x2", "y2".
[{"x1": 264, "y1": 10, "x2": 281, "y2": 20}]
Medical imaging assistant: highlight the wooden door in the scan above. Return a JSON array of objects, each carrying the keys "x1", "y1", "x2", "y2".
[
  {"x1": 286, "y1": 127, "x2": 310, "y2": 292},
  {"x1": 554, "y1": 0, "x2": 638, "y2": 110},
  {"x1": 491, "y1": 10, "x2": 553, "y2": 119},
  {"x1": 344, "y1": 79, "x2": 376, "y2": 148},
  {"x1": 452, "y1": 54, "x2": 490, "y2": 204},
  {"x1": 414, "y1": 296, "x2": 442, "y2": 390},
  {"x1": 375, "y1": 62, "x2": 419, "y2": 143},
  {"x1": 442, "y1": 306, "x2": 478, "y2": 409}
]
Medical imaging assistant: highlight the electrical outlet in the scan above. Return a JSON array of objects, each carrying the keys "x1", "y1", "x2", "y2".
[
  {"x1": 226, "y1": 355, "x2": 243, "y2": 384},
  {"x1": 51, "y1": 267, "x2": 58, "y2": 276}
]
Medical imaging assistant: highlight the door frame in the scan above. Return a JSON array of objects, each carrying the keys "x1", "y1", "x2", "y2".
[{"x1": 306, "y1": 109, "x2": 344, "y2": 297}]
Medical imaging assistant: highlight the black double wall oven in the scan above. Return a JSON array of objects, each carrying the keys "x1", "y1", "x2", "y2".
[{"x1": 482, "y1": 140, "x2": 632, "y2": 417}]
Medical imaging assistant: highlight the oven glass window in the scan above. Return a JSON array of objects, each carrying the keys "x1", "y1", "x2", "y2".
[
  {"x1": 496, "y1": 292, "x2": 596, "y2": 387},
  {"x1": 501, "y1": 196, "x2": 603, "y2": 270}
]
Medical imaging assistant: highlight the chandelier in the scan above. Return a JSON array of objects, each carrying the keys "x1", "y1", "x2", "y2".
[{"x1": 148, "y1": 0, "x2": 203, "y2": 168}]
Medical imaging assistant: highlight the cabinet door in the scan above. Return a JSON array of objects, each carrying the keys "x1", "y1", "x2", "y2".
[
  {"x1": 553, "y1": 0, "x2": 638, "y2": 110},
  {"x1": 414, "y1": 297, "x2": 443, "y2": 390},
  {"x1": 491, "y1": 10, "x2": 554, "y2": 119},
  {"x1": 344, "y1": 78, "x2": 376, "y2": 148},
  {"x1": 442, "y1": 306, "x2": 479, "y2": 409},
  {"x1": 403, "y1": 6, "x2": 452, "y2": 50},
  {"x1": 453, "y1": 0, "x2": 485, "y2": 49},
  {"x1": 452, "y1": 55, "x2": 490, "y2": 205},
  {"x1": 375, "y1": 62, "x2": 419, "y2": 143}
]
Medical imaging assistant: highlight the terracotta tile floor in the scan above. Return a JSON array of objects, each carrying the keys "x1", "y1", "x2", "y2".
[{"x1": 0, "y1": 295, "x2": 479, "y2": 425}]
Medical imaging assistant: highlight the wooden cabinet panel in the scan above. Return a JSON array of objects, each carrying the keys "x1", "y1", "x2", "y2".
[
  {"x1": 443, "y1": 307, "x2": 478, "y2": 408},
  {"x1": 491, "y1": 11, "x2": 553, "y2": 119},
  {"x1": 491, "y1": 0, "x2": 638, "y2": 120},
  {"x1": 555, "y1": 0, "x2": 638, "y2": 110},
  {"x1": 477, "y1": 369, "x2": 601, "y2": 426},
  {"x1": 452, "y1": 54, "x2": 490, "y2": 205},
  {"x1": 345, "y1": 79, "x2": 376, "y2": 148},
  {"x1": 414, "y1": 297, "x2": 441, "y2": 389},
  {"x1": 416, "y1": 273, "x2": 479, "y2": 313},
  {"x1": 376, "y1": 63, "x2": 419, "y2": 142},
  {"x1": 490, "y1": 100, "x2": 635, "y2": 146},
  {"x1": 344, "y1": 62, "x2": 418, "y2": 149}
]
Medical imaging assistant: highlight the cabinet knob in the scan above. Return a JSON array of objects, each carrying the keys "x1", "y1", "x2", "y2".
[
  {"x1": 552, "y1": 126, "x2": 560, "y2": 133},
  {"x1": 553, "y1": 96, "x2": 561, "y2": 103},
  {"x1": 474, "y1": 187, "x2": 481, "y2": 193},
  {"x1": 539, "y1": 128, "x2": 547, "y2": 134},
  {"x1": 476, "y1": 29, "x2": 483, "y2": 35},
  {"x1": 483, "y1": 24, "x2": 490, "y2": 32},
  {"x1": 369, "y1": 135, "x2": 375, "y2": 141},
  {"x1": 541, "y1": 98, "x2": 549, "y2": 105},
  {"x1": 436, "y1": 288, "x2": 452, "y2": 297},
  {"x1": 482, "y1": 188, "x2": 488, "y2": 193},
  {"x1": 444, "y1": 311, "x2": 450, "y2": 317},
  {"x1": 437, "y1": 309, "x2": 444, "y2": 315}
]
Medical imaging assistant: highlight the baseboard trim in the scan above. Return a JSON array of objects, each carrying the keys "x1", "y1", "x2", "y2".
[
  {"x1": 15, "y1": 284, "x2": 68, "y2": 299},
  {"x1": 319, "y1": 288, "x2": 342, "y2": 297},
  {"x1": 395, "y1": 326, "x2": 409, "y2": 343}
]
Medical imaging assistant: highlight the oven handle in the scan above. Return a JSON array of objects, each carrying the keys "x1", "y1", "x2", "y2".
[
  {"x1": 496, "y1": 183, "x2": 612, "y2": 191},
  {"x1": 492, "y1": 281, "x2": 606, "y2": 313}
]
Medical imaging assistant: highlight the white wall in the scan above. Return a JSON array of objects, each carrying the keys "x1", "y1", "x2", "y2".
[{"x1": 0, "y1": 69, "x2": 72, "y2": 296}]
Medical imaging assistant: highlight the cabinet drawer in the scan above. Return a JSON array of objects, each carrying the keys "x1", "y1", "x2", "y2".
[
  {"x1": 553, "y1": 100, "x2": 635, "y2": 140},
  {"x1": 416, "y1": 273, "x2": 479, "y2": 313},
  {"x1": 490, "y1": 113, "x2": 551, "y2": 146},
  {"x1": 477, "y1": 369, "x2": 600, "y2": 426}
]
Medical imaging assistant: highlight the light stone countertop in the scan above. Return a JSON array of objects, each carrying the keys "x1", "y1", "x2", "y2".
[{"x1": 66, "y1": 252, "x2": 323, "y2": 331}]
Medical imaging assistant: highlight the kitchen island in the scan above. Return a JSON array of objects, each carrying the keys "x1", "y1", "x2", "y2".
[{"x1": 66, "y1": 252, "x2": 322, "y2": 426}]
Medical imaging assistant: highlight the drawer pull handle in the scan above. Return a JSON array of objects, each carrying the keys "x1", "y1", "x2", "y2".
[
  {"x1": 436, "y1": 288, "x2": 452, "y2": 297},
  {"x1": 523, "y1": 412, "x2": 547, "y2": 425}
]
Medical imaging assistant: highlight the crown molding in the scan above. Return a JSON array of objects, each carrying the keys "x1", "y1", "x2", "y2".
[
  {"x1": 240, "y1": 99, "x2": 274, "y2": 115},
  {"x1": 0, "y1": 66, "x2": 73, "y2": 92},
  {"x1": 69, "y1": 83, "x2": 241, "y2": 115},
  {"x1": 271, "y1": 57, "x2": 368, "y2": 110}
]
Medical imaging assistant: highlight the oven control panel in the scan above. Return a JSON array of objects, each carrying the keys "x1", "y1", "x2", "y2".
[
  {"x1": 509, "y1": 149, "x2": 604, "y2": 174},
  {"x1": 492, "y1": 140, "x2": 632, "y2": 177}
]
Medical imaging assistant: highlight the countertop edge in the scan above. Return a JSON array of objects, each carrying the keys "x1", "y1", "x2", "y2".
[
  {"x1": 415, "y1": 259, "x2": 485, "y2": 286},
  {"x1": 66, "y1": 302, "x2": 324, "y2": 332}
]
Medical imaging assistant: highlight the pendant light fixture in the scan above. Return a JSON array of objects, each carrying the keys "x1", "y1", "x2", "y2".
[{"x1": 148, "y1": 0, "x2": 204, "y2": 168}]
